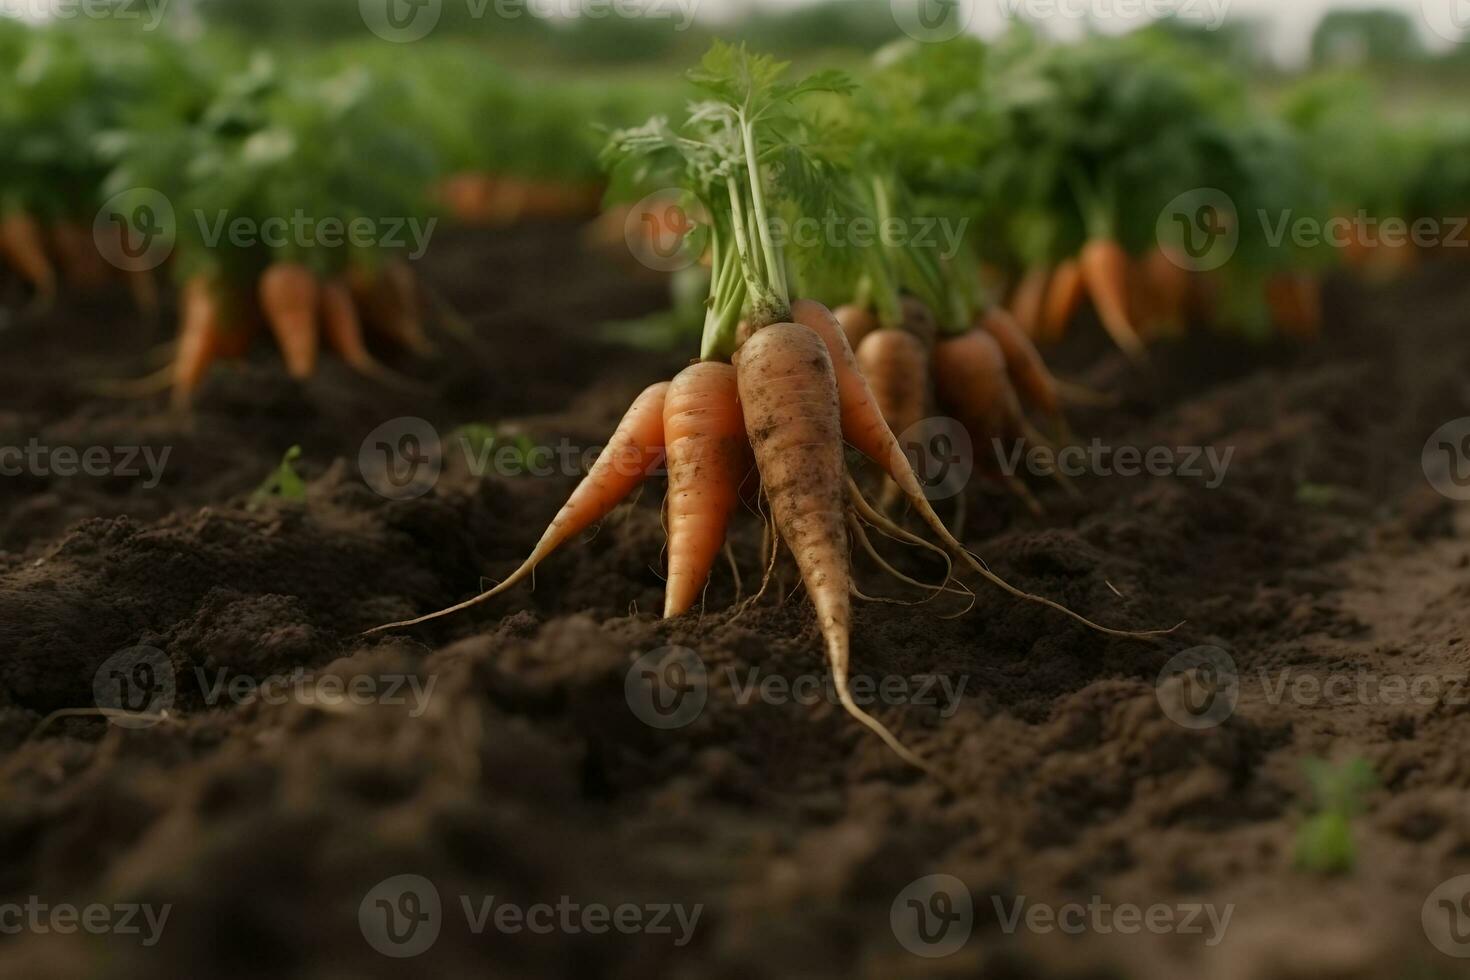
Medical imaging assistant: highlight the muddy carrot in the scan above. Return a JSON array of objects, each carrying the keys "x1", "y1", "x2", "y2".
[
  {"x1": 1010, "y1": 263, "x2": 1051, "y2": 337},
  {"x1": 1040, "y1": 258, "x2": 1083, "y2": 343},
  {"x1": 833, "y1": 303, "x2": 879, "y2": 352},
  {"x1": 979, "y1": 306, "x2": 1061, "y2": 420},
  {"x1": 321, "y1": 278, "x2": 382, "y2": 376},
  {"x1": 367, "y1": 382, "x2": 670, "y2": 633},
  {"x1": 792, "y1": 299, "x2": 1168, "y2": 639},
  {"x1": 663, "y1": 363, "x2": 750, "y2": 618},
  {"x1": 258, "y1": 263, "x2": 321, "y2": 380},
  {"x1": 856, "y1": 328, "x2": 930, "y2": 443},
  {"x1": 736, "y1": 320, "x2": 931, "y2": 773},
  {"x1": 1079, "y1": 240, "x2": 1147, "y2": 362},
  {"x1": 172, "y1": 276, "x2": 225, "y2": 409},
  {"x1": 0, "y1": 211, "x2": 57, "y2": 303}
]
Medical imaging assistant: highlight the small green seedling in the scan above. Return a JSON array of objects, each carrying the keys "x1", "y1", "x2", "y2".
[
  {"x1": 251, "y1": 446, "x2": 307, "y2": 507},
  {"x1": 1295, "y1": 757, "x2": 1375, "y2": 874},
  {"x1": 1295, "y1": 483, "x2": 1340, "y2": 507},
  {"x1": 453, "y1": 424, "x2": 536, "y2": 476}
]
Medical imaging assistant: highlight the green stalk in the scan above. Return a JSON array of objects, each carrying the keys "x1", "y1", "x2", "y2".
[
  {"x1": 700, "y1": 218, "x2": 747, "y2": 361},
  {"x1": 866, "y1": 176, "x2": 905, "y2": 330}
]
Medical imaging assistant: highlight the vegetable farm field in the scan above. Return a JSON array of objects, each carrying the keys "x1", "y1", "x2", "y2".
[{"x1": 2, "y1": 5, "x2": 1470, "y2": 978}]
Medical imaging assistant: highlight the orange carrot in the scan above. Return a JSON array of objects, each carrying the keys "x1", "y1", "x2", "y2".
[
  {"x1": 735, "y1": 320, "x2": 930, "y2": 772},
  {"x1": 1265, "y1": 273, "x2": 1323, "y2": 340},
  {"x1": 438, "y1": 172, "x2": 497, "y2": 224},
  {"x1": 258, "y1": 263, "x2": 321, "y2": 380},
  {"x1": 933, "y1": 329, "x2": 1027, "y2": 451},
  {"x1": 1040, "y1": 259, "x2": 1083, "y2": 343},
  {"x1": 367, "y1": 382, "x2": 670, "y2": 633},
  {"x1": 791, "y1": 299, "x2": 1166, "y2": 639},
  {"x1": 350, "y1": 261, "x2": 433, "y2": 355},
  {"x1": 520, "y1": 179, "x2": 604, "y2": 221},
  {"x1": 1126, "y1": 253, "x2": 1157, "y2": 336},
  {"x1": 833, "y1": 303, "x2": 879, "y2": 352},
  {"x1": 321, "y1": 278, "x2": 382, "y2": 376},
  {"x1": 1139, "y1": 246, "x2": 1190, "y2": 338},
  {"x1": 172, "y1": 276, "x2": 226, "y2": 410},
  {"x1": 0, "y1": 211, "x2": 57, "y2": 303},
  {"x1": 979, "y1": 306, "x2": 1061, "y2": 420},
  {"x1": 663, "y1": 362, "x2": 750, "y2": 618},
  {"x1": 1011, "y1": 263, "x2": 1051, "y2": 338},
  {"x1": 1078, "y1": 240, "x2": 1147, "y2": 362},
  {"x1": 49, "y1": 221, "x2": 111, "y2": 288},
  {"x1": 855, "y1": 328, "x2": 930, "y2": 443}
]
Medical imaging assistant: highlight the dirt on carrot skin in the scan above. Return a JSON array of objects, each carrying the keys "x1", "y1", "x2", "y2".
[{"x1": 1, "y1": 224, "x2": 1469, "y2": 979}]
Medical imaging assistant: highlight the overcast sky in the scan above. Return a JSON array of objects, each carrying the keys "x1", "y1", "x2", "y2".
[{"x1": 713, "y1": 0, "x2": 1465, "y2": 64}]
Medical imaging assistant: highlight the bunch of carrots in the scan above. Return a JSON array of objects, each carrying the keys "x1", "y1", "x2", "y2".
[
  {"x1": 99, "y1": 55, "x2": 441, "y2": 406},
  {"x1": 371, "y1": 45, "x2": 1175, "y2": 781}
]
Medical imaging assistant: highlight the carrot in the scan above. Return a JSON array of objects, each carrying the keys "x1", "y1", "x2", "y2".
[
  {"x1": 1010, "y1": 263, "x2": 1051, "y2": 337},
  {"x1": 172, "y1": 276, "x2": 226, "y2": 410},
  {"x1": 1126, "y1": 253, "x2": 1157, "y2": 336},
  {"x1": 320, "y1": 278, "x2": 382, "y2": 376},
  {"x1": 791, "y1": 299, "x2": 1169, "y2": 639},
  {"x1": 350, "y1": 261, "x2": 433, "y2": 355},
  {"x1": 934, "y1": 329, "x2": 1026, "y2": 450},
  {"x1": 519, "y1": 179, "x2": 604, "y2": 220},
  {"x1": 833, "y1": 303, "x2": 879, "y2": 352},
  {"x1": 1139, "y1": 246, "x2": 1190, "y2": 339},
  {"x1": 127, "y1": 269, "x2": 160, "y2": 320},
  {"x1": 855, "y1": 328, "x2": 930, "y2": 443},
  {"x1": 1078, "y1": 239, "x2": 1147, "y2": 363},
  {"x1": 979, "y1": 306, "x2": 1061, "y2": 420},
  {"x1": 438, "y1": 172, "x2": 497, "y2": 224},
  {"x1": 1040, "y1": 258, "x2": 1083, "y2": 343},
  {"x1": 1186, "y1": 269, "x2": 1221, "y2": 328},
  {"x1": 367, "y1": 382, "x2": 670, "y2": 633},
  {"x1": 735, "y1": 320, "x2": 931, "y2": 773},
  {"x1": 663, "y1": 362, "x2": 750, "y2": 618},
  {"x1": 49, "y1": 221, "x2": 111, "y2": 288},
  {"x1": 258, "y1": 263, "x2": 321, "y2": 380},
  {"x1": 1265, "y1": 273, "x2": 1322, "y2": 340},
  {"x1": 0, "y1": 211, "x2": 57, "y2": 304}
]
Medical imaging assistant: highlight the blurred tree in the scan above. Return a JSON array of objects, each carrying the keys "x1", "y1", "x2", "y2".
[
  {"x1": 1310, "y1": 10, "x2": 1425, "y2": 68},
  {"x1": 1142, "y1": 15, "x2": 1269, "y2": 70},
  {"x1": 740, "y1": 0, "x2": 902, "y2": 54}
]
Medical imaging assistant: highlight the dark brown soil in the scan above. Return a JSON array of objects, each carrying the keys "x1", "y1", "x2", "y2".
[{"x1": 2, "y1": 224, "x2": 1469, "y2": 979}]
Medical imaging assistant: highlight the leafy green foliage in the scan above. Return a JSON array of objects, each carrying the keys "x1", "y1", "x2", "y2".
[
  {"x1": 103, "y1": 52, "x2": 437, "y2": 281},
  {"x1": 0, "y1": 23, "x2": 205, "y2": 218},
  {"x1": 1295, "y1": 757, "x2": 1375, "y2": 875}
]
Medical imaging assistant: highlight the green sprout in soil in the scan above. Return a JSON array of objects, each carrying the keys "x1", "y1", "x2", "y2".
[
  {"x1": 1295, "y1": 757, "x2": 1375, "y2": 875},
  {"x1": 452, "y1": 424, "x2": 536, "y2": 476},
  {"x1": 251, "y1": 445, "x2": 307, "y2": 507},
  {"x1": 1295, "y1": 483, "x2": 1341, "y2": 507}
]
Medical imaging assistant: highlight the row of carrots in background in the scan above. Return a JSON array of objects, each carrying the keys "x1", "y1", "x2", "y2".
[{"x1": 2, "y1": 18, "x2": 1470, "y2": 409}]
